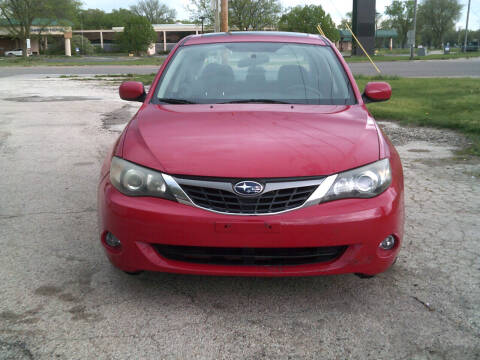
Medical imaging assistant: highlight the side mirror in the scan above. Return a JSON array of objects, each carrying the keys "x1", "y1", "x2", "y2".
[
  {"x1": 363, "y1": 82, "x2": 391, "y2": 103},
  {"x1": 119, "y1": 81, "x2": 146, "y2": 102}
]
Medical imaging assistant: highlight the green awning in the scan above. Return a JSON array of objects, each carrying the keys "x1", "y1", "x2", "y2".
[{"x1": 338, "y1": 28, "x2": 398, "y2": 41}]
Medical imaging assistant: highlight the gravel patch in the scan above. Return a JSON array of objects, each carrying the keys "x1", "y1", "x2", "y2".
[{"x1": 378, "y1": 120, "x2": 473, "y2": 149}]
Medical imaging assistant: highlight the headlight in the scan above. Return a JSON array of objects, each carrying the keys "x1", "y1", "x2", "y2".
[
  {"x1": 110, "y1": 157, "x2": 174, "y2": 200},
  {"x1": 321, "y1": 159, "x2": 391, "y2": 203}
]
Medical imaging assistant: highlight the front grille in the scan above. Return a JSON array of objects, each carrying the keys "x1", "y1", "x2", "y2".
[
  {"x1": 180, "y1": 184, "x2": 318, "y2": 214},
  {"x1": 153, "y1": 245, "x2": 347, "y2": 266}
]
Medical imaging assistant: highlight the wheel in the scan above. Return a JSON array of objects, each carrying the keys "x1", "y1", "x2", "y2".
[{"x1": 355, "y1": 273, "x2": 375, "y2": 279}]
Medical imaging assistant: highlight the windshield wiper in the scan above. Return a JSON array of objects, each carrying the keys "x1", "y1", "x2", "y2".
[
  {"x1": 220, "y1": 99, "x2": 290, "y2": 104},
  {"x1": 158, "y1": 98, "x2": 196, "y2": 104}
]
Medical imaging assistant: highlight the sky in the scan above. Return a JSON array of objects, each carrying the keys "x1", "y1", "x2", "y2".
[{"x1": 81, "y1": 0, "x2": 480, "y2": 30}]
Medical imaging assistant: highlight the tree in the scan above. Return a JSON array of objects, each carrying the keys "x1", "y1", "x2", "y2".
[
  {"x1": 375, "y1": 12, "x2": 383, "y2": 31},
  {"x1": 337, "y1": 12, "x2": 352, "y2": 30},
  {"x1": 187, "y1": 0, "x2": 214, "y2": 27},
  {"x1": 383, "y1": 0, "x2": 416, "y2": 48},
  {"x1": 34, "y1": 0, "x2": 81, "y2": 54},
  {"x1": 0, "y1": 0, "x2": 47, "y2": 58},
  {"x1": 130, "y1": 0, "x2": 176, "y2": 24},
  {"x1": 107, "y1": 9, "x2": 136, "y2": 27},
  {"x1": 76, "y1": 8, "x2": 108, "y2": 29},
  {"x1": 417, "y1": 0, "x2": 462, "y2": 48},
  {"x1": 278, "y1": 5, "x2": 339, "y2": 42},
  {"x1": 75, "y1": 8, "x2": 136, "y2": 30},
  {"x1": 117, "y1": 16, "x2": 156, "y2": 55},
  {"x1": 0, "y1": 0, "x2": 78, "y2": 57},
  {"x1": 71, "y1": 34, "x2": 94, "y2": 55},
  {"x1": 40, "y1": 0, "x2": 81, "y2": 25},
  {"x1": 229, "y1": 0, "x2": 281, "y2": 31}
]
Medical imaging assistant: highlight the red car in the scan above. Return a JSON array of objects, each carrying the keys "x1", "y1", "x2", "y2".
[{"x1": 98, "y1": 32, "x2": 404, "y2": 278}]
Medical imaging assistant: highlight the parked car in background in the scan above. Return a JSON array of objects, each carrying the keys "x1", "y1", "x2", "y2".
[
  {"x1": 5, "y1": 49, "x2": 23, "y2": 56},
  {"x1": 98, "y1": 31, "x2": 404, "y2": 278}
]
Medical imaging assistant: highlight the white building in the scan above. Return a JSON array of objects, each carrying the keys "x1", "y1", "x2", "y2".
[
  {"x1": 73, "y1": 23, "x2": 202, "y2": 55},
  {"x1": 0, "y1": 22, "x2": 202, "y2": 56}
]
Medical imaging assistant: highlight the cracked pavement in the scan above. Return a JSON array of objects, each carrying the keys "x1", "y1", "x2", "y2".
[{"x1": 0, "y1": 75, "x2": 479, "y2": 359}]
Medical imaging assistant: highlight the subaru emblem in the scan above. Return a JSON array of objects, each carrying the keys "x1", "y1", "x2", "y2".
[{"x1": 233, "y1": 181, "x2": 264, "y2": 196}]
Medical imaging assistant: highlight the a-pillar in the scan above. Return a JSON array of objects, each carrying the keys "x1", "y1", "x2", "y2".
[{"x1": 65, "y1": 38, "x2": 71, "y2": 56}]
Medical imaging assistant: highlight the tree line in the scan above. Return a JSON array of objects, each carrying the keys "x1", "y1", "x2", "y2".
[
  {"x1": 337, "y1": 0, "x2": 475, "y2": 49},
  {"x1": 382, "y1": 0, "x2": 470, "y2": 48},
  {"x1": 188, "y1": 0, "x2": 476, "y2": 48},
  {"x1": 0, "y1": 0, "x2": 477, "y2": 58}
]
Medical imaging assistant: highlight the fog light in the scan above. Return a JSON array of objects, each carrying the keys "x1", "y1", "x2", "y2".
[
  {"x1": 105, "y1": 232, "x2": 121, "y2": 247},
  {"x1": 379, "y1": 235, "x2": 395, "y2": 250}
]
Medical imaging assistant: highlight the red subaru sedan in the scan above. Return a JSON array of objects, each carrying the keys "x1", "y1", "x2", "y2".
[{"x1": 98, "y1": 32, "x2": 404, "y2": 278}]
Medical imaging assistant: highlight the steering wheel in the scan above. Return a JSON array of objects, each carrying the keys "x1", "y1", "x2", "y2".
[{"x1": 285, "y1": 84, "x2": 324, "y2": 97}]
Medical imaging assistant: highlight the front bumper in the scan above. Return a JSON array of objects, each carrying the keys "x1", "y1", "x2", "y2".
[{"x1": 98, "y1": 176, "x2": 404, "y2": 276}]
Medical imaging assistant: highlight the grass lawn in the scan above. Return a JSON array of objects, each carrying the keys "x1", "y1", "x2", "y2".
[
  {"x1": 376, "y1": 48, "x2": 412, "y2": 55},
  {"x1": 59, "y1": 73, "x2": 158, "y2": 85},
  {"x1": 355, "y1": 75, "x2": 480, "y2": 155},
  {"x1": 94, "y1": 73, "x2": 157, "y2": 85}
]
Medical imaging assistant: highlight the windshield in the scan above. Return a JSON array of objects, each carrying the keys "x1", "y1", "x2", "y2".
[{"x1": 154, "y1": 42, "x2": 356, "y2": 105}]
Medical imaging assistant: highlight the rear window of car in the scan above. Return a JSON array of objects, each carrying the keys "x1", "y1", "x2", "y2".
[{"x1": 153, "y1": 42, "x2": 356, "y2": 105}]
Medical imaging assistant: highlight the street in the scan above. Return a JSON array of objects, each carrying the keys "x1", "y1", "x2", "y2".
[
  {"x1": 0, "y1": 74, "x2": 479, "y2": 359},
  {"x1": 350, "y1": 57, "x2": 480, "y2": 77},
  {"x1": 0, "y1": 57, "x2": 479, "y2": 78}
]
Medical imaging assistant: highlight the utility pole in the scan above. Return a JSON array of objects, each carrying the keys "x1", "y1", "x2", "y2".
[
  {"x1": 200, "y1": 16, "x2": 205, "y2": 34},
  {"x1": 212, "y1": 0, "x2": 220, "y2": 32},
  {"x1": 410, "y1": 0, "x2": 418, "y2": 60},
  {"x1": 221, "y1": 0, "x2": 228, "y2": 32},
  {"x1": 463, "y1": 0, "x2": 471, "y2": 52}
]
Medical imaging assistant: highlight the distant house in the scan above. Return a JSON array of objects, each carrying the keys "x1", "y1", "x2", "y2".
[{"x1": 338, "y1": 30, "x2": 353, "y2": 52}]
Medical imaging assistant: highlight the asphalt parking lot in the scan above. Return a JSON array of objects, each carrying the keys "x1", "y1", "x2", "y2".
[{"x1": 0, "y1": 75, "x2": 479, "y2": 359}]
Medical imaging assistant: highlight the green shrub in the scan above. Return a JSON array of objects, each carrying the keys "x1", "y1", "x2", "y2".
[
  {"x1": 117, "y1": 16, "x2": 156, "y2": 56},
  {"x1": 71, "y1": 35, "x2": 95, "y2": 55}
]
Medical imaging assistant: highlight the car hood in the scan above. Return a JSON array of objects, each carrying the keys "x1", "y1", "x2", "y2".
[{"x1": 123, "y1": 104, "x2": 380, "y2": 178}]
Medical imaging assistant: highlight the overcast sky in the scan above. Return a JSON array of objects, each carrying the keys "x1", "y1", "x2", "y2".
[{"x1": 81, "y1": 0, "x2": 479, "y2": 30}]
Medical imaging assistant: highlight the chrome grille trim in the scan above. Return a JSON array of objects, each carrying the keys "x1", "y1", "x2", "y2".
[
  {"x1": 163, "y1": 174, "x2": 338, "y2": 216},
  {"x1": 174, "y1": 177, "x2": 327, "y2": 193}
]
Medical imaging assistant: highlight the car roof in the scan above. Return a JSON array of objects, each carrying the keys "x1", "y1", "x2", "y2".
[{"x1": 183, "y1": 31, "x2": 328, "y2": 46}]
